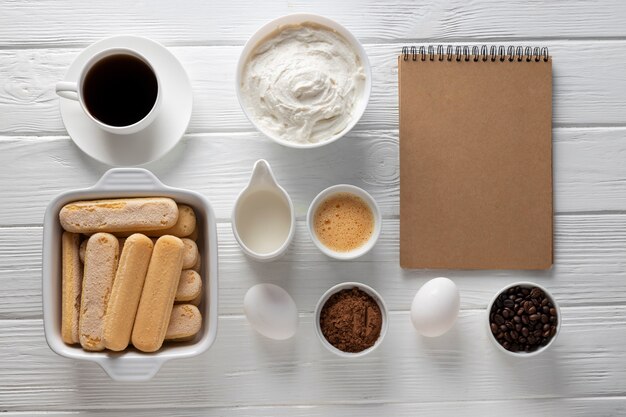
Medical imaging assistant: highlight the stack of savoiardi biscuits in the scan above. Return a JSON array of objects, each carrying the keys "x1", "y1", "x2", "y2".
[{"x1": 59, "y1": 197, "x2": 203, "y2": 352}]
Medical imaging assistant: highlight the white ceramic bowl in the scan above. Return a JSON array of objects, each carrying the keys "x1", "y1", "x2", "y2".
[
  {"x1": 486, "y1": 281, "x2": 561, "y2": 358},
  {"x1": 314, "y1": 282, "x2": 388, "y2": 358},
  {"x1": 42, "y1": 168, "x2": 219, "y2": 381},
  {"x1": 235, "y1": 13, "x2": 372, "y2": 149},
  {"x1": 306, "y1": 184, "x2": 382, "y2": 260}
]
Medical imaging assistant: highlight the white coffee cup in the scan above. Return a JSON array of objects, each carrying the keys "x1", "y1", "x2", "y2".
[
  {"x1": 307, "y1": 184, "x2": 382, "y2": 260},
  {"x1": 55, "y1": 48, "x2": 161, "y2": 135}
]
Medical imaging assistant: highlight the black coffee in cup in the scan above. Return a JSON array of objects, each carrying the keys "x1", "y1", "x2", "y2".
[{"x1": 83, "y1": 54, "x2": 158, "y2": 127}]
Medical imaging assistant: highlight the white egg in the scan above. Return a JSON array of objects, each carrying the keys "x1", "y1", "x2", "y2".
[
  {"x1": 244, "y1": 283, "x2": 298, "y2": 340},
  {"x1": 410, "y1": 277, "x2": 460, "y2": 337}
]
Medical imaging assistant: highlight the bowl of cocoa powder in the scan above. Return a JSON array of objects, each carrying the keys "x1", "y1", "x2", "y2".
[{"x1": 315, "y1": 282, "x2": 388, "y2": 357}]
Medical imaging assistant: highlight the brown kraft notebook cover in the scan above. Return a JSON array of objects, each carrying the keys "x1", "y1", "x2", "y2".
[{"x1": 399, "y1": 46, "x2": 553, "y2": 269}]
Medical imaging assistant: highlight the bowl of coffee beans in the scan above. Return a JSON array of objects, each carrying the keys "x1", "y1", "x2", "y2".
[
  {"x1": 487, "y1": 282, "x2": 560, "y2": 356},
  {"x1": 315, "y1": 282, "x2": 388, "y2": 358}
]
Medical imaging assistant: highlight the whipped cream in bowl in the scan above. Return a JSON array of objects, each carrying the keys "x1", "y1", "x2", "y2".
[{"x1": 236, "y1": 14, "x2": 371, "y2": 148}]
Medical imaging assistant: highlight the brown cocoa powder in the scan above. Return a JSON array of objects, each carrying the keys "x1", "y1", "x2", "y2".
[{"x1": 319, "y1": 287, "x2": 382, "y2": 353}]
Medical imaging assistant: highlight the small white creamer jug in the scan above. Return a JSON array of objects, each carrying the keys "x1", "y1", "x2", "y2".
[{"x1": 231, "y1": 159, "x2": 295, "y2": 261}]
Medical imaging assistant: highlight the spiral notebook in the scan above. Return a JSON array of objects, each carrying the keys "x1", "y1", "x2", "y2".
[{"x1": 399, "y1": 46, "x2": 553, "y2": 270}]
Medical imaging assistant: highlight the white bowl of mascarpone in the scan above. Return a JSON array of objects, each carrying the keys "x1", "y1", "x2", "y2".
[{"x1": 236, "y1": 14, "x2": 371, "y2": 148}]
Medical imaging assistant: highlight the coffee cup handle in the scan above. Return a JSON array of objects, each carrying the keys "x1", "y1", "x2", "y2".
[{"x1": 55, "y1": 81, "x2": 79, "y2": 101}]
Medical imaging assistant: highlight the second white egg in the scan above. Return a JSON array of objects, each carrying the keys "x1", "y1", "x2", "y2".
[
  {"x1": 410, "y1": 277, "x2": 460, "y2": 337},
  {"x1": 244, "y1": 283, "x2": 298, "y2": 340}
]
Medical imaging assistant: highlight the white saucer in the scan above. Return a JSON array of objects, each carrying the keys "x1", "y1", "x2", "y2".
[{"x1": 59, "y1": 36, "x2": 192, "y2": 166}]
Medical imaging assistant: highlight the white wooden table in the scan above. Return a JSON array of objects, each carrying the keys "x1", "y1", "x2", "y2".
[{"x1": 1, "y1": 1, "x2": 626, "y2": 415}]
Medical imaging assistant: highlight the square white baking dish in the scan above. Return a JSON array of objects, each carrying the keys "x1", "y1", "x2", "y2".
[{"x1": 42, "y1": 168, "x2": 218, "y2": 381}]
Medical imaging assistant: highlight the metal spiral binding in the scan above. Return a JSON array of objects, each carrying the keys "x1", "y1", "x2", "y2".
[{"x1": 401, "y1": 45, "x2": 549, "y2": 62}]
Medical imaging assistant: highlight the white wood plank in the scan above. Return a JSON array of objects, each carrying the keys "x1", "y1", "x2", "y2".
[
  {"x1": 2, "y1": 214, "x2": 625, "y2": 318},
  {"x1": 1, "y1": 0, "x2": 626, "y2": 47},
  {"x1": 0, "y1": 307, "x2": 625, "y2": 409},
  {"x1": 3, "y1": 397, "x2": 626, "y2": 416},
  {"x1": 2, "y1": 41, "x2": 626, "y2": 135},
  {"x1": 0, "y1": 127, "x2": 625, "y2": 225}
]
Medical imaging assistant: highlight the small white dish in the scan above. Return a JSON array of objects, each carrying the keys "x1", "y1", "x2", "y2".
[
  {"x1": 231, "y1": 159, "x2": 295, "y2": 262},
  {"x1": 314, "y1": 282, "x2": 388, "y2": 358},
  {"x1": 58, "y1": 35, "x2": 192, "y2": 166},
  {"x1": 42, "y1": 168, "x2": 218, "y2": 381},
  {"x1": 306, "y1": 184, "x2": 381, "y2": 260},
  {"x1": 235, "y1": 13, "x2": 372, "y2": 149},
  {"x1": 486, "y1": 281, "x2": 561, "y2": 357}
]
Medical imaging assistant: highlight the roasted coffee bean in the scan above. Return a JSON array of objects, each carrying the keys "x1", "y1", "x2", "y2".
[
  {"x1": 489, "y1": 285, "x2": 558, "y2": 354},
  {"x1": 530, "y1": 288, "x2": 543, "y2": 298},
  {"x1": 523, "y1": 301, "x2": 532, "y2": 312}
]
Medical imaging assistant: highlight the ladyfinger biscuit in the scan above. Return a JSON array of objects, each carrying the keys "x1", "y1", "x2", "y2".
[
  {"x1": 181, "y1": 238, "x2": 198, "y2": 269},
  {"x1": 132, "y1": 235, "x2": 185, "y2": 352},
  {"x1": 116, "y1": 205, "x2": 196, "y2": 238},
  {"x1": 187, "y1": 226, "x2": 199, "y2": 241},
  {"x1": 188, "y1": 291, "x2": 202, "y2": 307},
  {"x1": 79, "y1": 233, "x2": 119, "y2": 351},
  {"x1": 191, "y1": 253, "x2": 201, "y2": 273},
  {"x1": 175, "y1": 270, "x2": 202, "y2": 302},
  {"x1": 80, "y1": 238, "x2": 125, "y2": 263},
  {"x1": 165, "y1": 304, "x2": 202, "y2": 342},
  {"x1": 104, "y1": 234, "x2": 154, "y2": 351},
  {"x1": 61, "y1": 232, "x2": 82, "y2": 344},
  {"x1": 60, "y1": 198, "x2": 178, "y2": 234}
]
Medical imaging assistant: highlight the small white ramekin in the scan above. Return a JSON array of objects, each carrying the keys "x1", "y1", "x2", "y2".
[
  {"x1": 306, "y1": 184, "x2": 381, "y2": 260},
  {"x1": 235, "y1": 13, "x2": 372, "y2": 149},
  {"x1": 486, "y1": 281, "x2": 561, "y2": 358},
  {"x1": 314, "y1": 282, "x2": 388, "y2": 358}
]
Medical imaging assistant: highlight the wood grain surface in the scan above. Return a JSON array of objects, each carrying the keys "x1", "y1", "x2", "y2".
[{"x1": 1, "y1": 0, "x2": 625, "y2": 415}]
